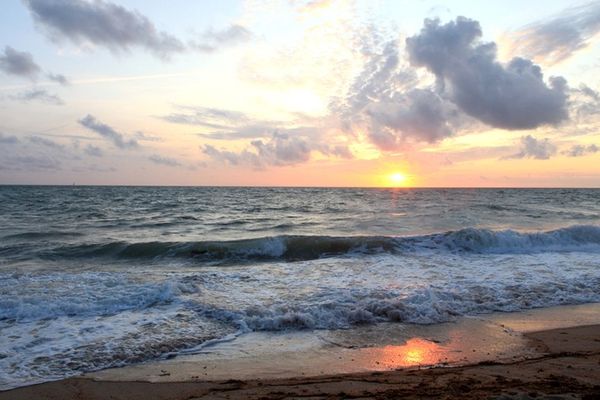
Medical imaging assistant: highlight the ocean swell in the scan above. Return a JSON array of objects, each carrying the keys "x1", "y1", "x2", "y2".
[{"x1": 18, "y1": 224, "x2": 600, "y2": 263}]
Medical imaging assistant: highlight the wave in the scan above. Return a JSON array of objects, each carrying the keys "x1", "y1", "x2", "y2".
[
  {"x1": 193, "y1": 274, "x2": 600, "y2": 331},
  {"x1": 17, "y1": 225, "x2": 600, "y2": 263},
  {"x1": 221, "y1": 276, "x2": 600, "y2": 330},
  {"x1": 2, "y1": 231, "x2": 81, "y2": 240},
  {"x1": 4, "y1": 270, "x2": 598, "y2": 330},
  {"x1": 0, "y1": 273, "x2": 198, "y2": 321}
]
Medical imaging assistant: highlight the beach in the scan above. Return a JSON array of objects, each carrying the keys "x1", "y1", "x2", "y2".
[
  {"x1": 2, "y1": 187, "x2": 600, "y2": 395},
  {"x1": 2, "y1": 303, "x2": 599, "y2": 399}
]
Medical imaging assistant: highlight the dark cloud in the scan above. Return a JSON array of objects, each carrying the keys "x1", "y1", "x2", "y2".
[
  {"x1": 562, "y1": 143, "x2": 599, "y2": 157},
  {"x1": 334, "y1": 18, "x2": 571, "y2": 153},
  {"x1": 84, "y1": 144, "x2": 103, "y2": 157},
  {"x1": 505, "y1": 135, "x2": 557, "y2": 160},
  {"x1": 0, "y1": 46, "x2": 41, "y2": 79},
  {"x1": 0, "y1": 133, "x2": 19, "y2": 144},
  {"x1": 406, "y1": 17, "x2": 569, "y2": 130},
  {"x1": 23, "y1": 0, "x2": 185, "y2": 59},
  {"x1": 47, "y1": 72, "x2": 69, "y2": 85},
  {"x1": 78, "y1": 114, "x2": 139, "y2": 149},
  {"x1": 10, "y1": 89, "x2": 64, "y2": 105},
  {"x1": 189, "y1": 24, "x2": 253, "y2": 52},
  {"x1": 148, "y1": 154, "x2": 181, "y2": 167},
  {"x1": 507, "y1": 2, "x2": 600, "y2": 65},
  {"x1": 365, "y1": 89, "x2": 453, "y2": 149}
]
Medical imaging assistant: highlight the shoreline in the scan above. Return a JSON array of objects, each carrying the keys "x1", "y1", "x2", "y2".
[{"x1": 2, "y1": 304, "x2": 600, "y2": 399}]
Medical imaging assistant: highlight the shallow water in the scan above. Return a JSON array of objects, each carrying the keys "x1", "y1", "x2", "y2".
[{"x1": 1, "y1": 186, "x2": 599, "y2": 389}]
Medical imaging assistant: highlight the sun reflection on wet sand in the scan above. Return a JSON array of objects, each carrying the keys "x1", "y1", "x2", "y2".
[{"x1": 362, "y1": 338, "x2": 447, "y2": 368}]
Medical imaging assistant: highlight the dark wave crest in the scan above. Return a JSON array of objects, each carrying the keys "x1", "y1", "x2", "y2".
[{"x1": 24, "y1": 225, "x2": 600, "y2": 263}]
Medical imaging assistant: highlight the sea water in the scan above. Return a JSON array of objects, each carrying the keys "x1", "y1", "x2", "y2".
[{"x1": 1, "y1": 186, "x2": 599, "y2": 389}]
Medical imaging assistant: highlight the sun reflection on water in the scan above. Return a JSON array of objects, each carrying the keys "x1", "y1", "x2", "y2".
[{"x1": 362, "y1": 338, "x2": 447, "y2": 368}]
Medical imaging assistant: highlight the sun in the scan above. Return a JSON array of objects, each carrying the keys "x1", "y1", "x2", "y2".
[{"x1": 389, "y1": 172, "x2": 408, "y2": 186}]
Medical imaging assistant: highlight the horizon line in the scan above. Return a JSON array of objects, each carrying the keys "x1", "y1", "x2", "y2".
[{"x1": 1, "y1": 184, "x2": 599, "y2": 189}]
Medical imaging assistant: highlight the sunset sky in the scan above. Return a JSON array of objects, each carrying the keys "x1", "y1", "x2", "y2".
[{"x1": 1, "y1": 0, "x2": 599, "y2": 187}]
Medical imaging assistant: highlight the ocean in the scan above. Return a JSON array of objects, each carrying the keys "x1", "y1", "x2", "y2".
[{"x1": 1, "y1": 186, "x2": 600, "y2": 389}]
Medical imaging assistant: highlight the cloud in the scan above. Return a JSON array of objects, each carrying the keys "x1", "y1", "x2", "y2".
[
  {"x1": 562, "y1": 144, "x2": 599, "y2": 157},
  {"x1": 506, "y1": 2, "x2": 600, "y2": 65},
  {"x1": 47, "y1": 72, "x2": 69, "y2": 85},
  {"x1": 0, "y1": 133, "x2": 19, "y2": 144},
  {"x1": 202, "y1": 131, "x2": 350, "y2": 168},
  {"x1": 505, "y1": 135, "x2": 557, "y2": 160},
  {"x1": 189, "y1": 24, "x2": 253, "y2": 52},
  {"x1": 165, "y1": 103, "x2": 350, "y2": 166},
  {"x1": 0, "y1": 46, "x2": 41, "y2": 79},
  {"x1": 331, "y1": 29, "x2": 463, "y2": 149},
  {"x1": 134, "y1": 131, "x2": 162, "y2": 142},
  {"x1": 252, "y1": 133, "x2": 311, "y2": 165},
  {"x1": 202, "y1": 133, "x2": 310, "y2": 168},
  {"x1": 197, "y1": 125, "x2": 276, "y2": 140},
  {"x1": 334, "y1": 17, "x2": 572, "y2": 154},
  {"x1": 23, "y1": 0, "x2": 185, "y2": 59},
  {"x1": 10, "y1": 89, "x2": 64, "y2": 105},
  {"x1": 406, "y1": 17, "x2": 569, "y2": 130},
  {"x1": 571, "y1": 84, "x2": 600, "y2": 121},
  {"x1": 28, "y1": 135, "x2": 64, "y2": 149},
  {"x1": 332, "y1": 39, "x2": 415, "y2": 123},
  {"x1": 578, "y1": 84, "x2": 600, "y2": 101},
  {"x1": 364, "y1": 89, "x2": 454, "y2": 149},
  {"x1": 160, "y1": 106, "x2": 249, "y2": 129},
  {"x1": 0, "y1": 155, "x2": 61, "y2": 171},
  {"x1": 148, "y1": 154, "x2": 181, "y2": 167},
  {"x1": 84, "y1": 144, "x2": 103, "y2": 157},
  {"x1": 162, "y1": 105, "x2": 296, "y2": 141},
  {"x1": 78, "y1": 114, "x2": 139, "y2": 149},
  {"x1": 202, "y1": 144, "x2": 257, "y2": 166}
]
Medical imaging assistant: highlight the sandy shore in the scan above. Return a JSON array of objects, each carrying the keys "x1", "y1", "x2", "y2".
[{"x1": 2, "y1": 305, "x2": 600, "y2": 399}]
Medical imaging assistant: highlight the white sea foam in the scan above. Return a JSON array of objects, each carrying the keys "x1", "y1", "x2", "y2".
[{"x1": 0, "y1": 272, "x2": 198, "y2": 321}]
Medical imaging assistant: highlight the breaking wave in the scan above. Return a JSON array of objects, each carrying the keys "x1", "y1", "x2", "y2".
[{"x1": 21, "y1": 225, "x2": 600, "y2": 263}]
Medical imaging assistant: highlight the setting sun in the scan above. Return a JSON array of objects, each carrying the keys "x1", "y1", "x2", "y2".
[{"x1": 389, "y1": 172, "x2": 408, "y2": 187}]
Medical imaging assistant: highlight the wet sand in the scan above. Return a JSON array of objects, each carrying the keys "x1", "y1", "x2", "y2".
[{"x1": 2, "y1": 304, "x2": 600, "y2": 399}]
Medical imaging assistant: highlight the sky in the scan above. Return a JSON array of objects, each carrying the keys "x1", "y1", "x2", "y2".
[{"x1": 1, "y1": 0, "x2": 600, "y2": 187}]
